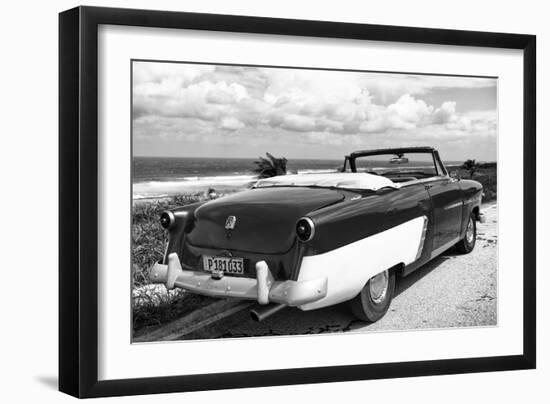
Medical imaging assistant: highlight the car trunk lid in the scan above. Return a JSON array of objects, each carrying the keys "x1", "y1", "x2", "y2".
[{"x1": 186, "y1": 187, "x2": 345, "y2": 254}]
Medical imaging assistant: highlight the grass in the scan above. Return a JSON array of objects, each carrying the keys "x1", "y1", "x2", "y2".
[
  {"x1": 132, "y1": 194, "x2": 205, "y2": 287},
  {"x1": 132, "y1": 193, "x2": 217, "y2": 337}
]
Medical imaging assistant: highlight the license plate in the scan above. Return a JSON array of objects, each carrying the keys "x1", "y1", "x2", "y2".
[{"x1": 202, "y1": 256, "x2": 244, "y2": 275}]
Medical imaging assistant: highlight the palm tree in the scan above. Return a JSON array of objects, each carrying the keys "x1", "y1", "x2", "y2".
[
  {"x1": 253, "y1": 152, "x2": 288, "y2": 178},
  {"x1": 462, "y1": 159, "x2": 479, "y2": 178}
]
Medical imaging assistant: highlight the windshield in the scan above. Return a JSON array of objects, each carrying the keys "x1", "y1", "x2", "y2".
[{"x1": 350, "y1": 152, "x2": 441, "y2": 180}]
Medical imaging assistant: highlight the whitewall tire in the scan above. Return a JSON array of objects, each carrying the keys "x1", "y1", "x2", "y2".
[{"x1": 348, "y1": 269, "x2": 396, "y2": 322}]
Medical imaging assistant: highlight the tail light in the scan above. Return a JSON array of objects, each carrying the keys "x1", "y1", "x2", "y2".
[
  {"x1": 296, "y1": 217, "x2": 315, "y2": 242},
  {"x1": 160, "y1": 211, "x2": 176, "y2": 230}
]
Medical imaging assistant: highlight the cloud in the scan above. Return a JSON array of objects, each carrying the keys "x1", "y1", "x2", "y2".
[
  {"x1": 433, "y1": 101, "x2": 457, "y2": 124},
  {"x1": 133, "y1": 62, "x2": 215, "y2": 87},
  {"x1": 205, "y1": 82, "x2": 249, "y2": 104},
  {"x1": 220, "y1": 117, "x2": 245, "y2": 131},
  {"x1": 132, "y1": 62, "x2": 497, "y2": 159},
  {"x1": 355, "y1": 74, "x2": 494, "y2": 104},
  {"x1": 133, "y1": 78, "x2": 251, "y2": 125},
  {"x1": 262, "y1": 93, "x2": 459, "y2": 135}
]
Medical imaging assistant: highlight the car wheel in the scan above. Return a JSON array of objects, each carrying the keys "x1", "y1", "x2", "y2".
[
  {"x1": 348, "y1": 269, "x2": 396, "y2": 322},
  {"x1": 455, "y1": 211, "x2": 477, "y2": 254}
]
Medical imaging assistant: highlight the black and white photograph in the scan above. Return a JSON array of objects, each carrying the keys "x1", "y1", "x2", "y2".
[{"x1": 131, "y1": 60, "x2": 498, "y2": 342}]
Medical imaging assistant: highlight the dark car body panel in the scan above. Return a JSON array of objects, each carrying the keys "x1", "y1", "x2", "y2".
[
  {"x1": 178, "y1": 241, "x2": 305, "y2": 281},
  {"x1": 458, "y1": 179, "x2": 485, "y2": 236},
  {"x1": 306, "y1": 185, "x2": 431, "y2": 253},
  {"x1": 425, "y1": 178, "x2": 463, "y2": 249}
]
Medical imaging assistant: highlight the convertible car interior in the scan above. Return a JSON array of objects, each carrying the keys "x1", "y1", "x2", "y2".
[
  {"x1": 346, "y1": 147, "x2": 446, "y2": 183},
  {"x1": 254, "y1": 172, "x2": 397, "y2": 191},
  {"x1": 255, "y1": 147, "x2": 449, "y2": 192}
]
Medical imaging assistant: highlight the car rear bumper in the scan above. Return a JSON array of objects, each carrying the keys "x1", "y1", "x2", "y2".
[{"x1": 149, "y1": 253, "x2": 328, "y2": 307}]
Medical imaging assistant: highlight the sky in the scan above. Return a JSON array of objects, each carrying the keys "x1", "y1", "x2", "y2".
[{"x1": 132, "y1": 61, "x2": 497, "y2": 162}]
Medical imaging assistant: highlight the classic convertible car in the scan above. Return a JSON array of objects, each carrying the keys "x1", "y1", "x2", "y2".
[{"x1": 149, "y1": 147, "x2": 484, "y2": 323}]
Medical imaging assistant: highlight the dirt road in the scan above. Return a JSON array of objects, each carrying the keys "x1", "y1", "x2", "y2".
[{"x1": 181, "y1": 203, "x2": 498, "y2": 340}]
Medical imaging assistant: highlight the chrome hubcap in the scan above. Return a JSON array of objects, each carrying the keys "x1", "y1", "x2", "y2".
[
  {"x1": 466, "y1": 217, "x2": 475, "y2": 244},
  {"x1": 369, "y1": 270, "x2": 389, "y2": 304}
]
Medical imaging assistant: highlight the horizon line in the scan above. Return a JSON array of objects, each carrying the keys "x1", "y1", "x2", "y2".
[{"x1": 133, "y1": 155, "x2": 496, "y2": 162}]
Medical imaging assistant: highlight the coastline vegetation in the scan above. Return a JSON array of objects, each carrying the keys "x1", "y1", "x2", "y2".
[
  {"x1": 132, "y1": 193, "x2": 216, "y2": 336},
  {"x1": 253, "y1": 152, "x2": 288, "y2": 178},
  {"x1": 448, "y1": 161, "x2": 497, "y2": 202}
]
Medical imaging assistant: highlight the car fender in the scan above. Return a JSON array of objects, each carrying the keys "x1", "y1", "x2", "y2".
[{"x1": 297, "y1": 215, "x2": 428, "y2": 310}]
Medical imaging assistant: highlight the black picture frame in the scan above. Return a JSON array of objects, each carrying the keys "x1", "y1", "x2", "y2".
[{"x1": 59, "y1": 6, "x2": 536, "y2": 398}]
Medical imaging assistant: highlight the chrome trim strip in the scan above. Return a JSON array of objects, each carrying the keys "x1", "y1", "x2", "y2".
[
  {"x1": 415, "y1": 216, "x2": 429, "y2": 260},
  {"x1": 430, "y1": 236, "x2": 461, "y2": 259},
  {"x1": 444, "y1": 201, "x2": 463, "y2": 210},
  {"x1": 398, "y1": 175, "x2": 449, "y2": 188}
]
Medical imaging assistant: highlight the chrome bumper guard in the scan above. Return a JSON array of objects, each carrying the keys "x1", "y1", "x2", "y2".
[{"x1": 149, "y1": 253, "x2": 328, "y2": 306}]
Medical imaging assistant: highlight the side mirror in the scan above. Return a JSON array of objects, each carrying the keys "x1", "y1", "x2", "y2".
[{"x1": 450, "y1": 170, "x2": 461, "y2": 181}]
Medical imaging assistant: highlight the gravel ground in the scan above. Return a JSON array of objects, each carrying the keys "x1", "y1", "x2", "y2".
[{"x1": 182, "y1": 203, "x2": 498, "y2": 340}]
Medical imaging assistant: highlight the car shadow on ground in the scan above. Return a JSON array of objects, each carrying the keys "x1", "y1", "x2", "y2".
[
  {"x1": 331, "y1": 249, "x2": 458, "y2": 333},
  {"x1": 393, "y1": 250, "x2": 455, "y2": 299}
]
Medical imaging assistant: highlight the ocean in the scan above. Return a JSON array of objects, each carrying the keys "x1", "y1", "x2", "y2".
[
  {"x1": 133, "y1": 157, "x2": 344, "y2": 199},
  {"x1": 132, "y1": 156, "x2": 463, "y2": 200}
]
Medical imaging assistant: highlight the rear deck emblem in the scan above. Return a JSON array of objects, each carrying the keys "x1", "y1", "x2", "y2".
[{"x1": 225, "y1": 215, "x2": 237, "y2": 230}]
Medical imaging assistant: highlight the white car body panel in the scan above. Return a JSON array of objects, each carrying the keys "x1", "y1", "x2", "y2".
[{"x1": 297, "y1": 216, "x2": 426, "y2": 310}]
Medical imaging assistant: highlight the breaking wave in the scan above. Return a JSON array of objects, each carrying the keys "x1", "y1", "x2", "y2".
[
  {"x1": 133, "y1": 174, "x2": 257, "y2": 199},
  {"x1": 132, "y1": 169, "x2": 344, "y2": 199}
]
